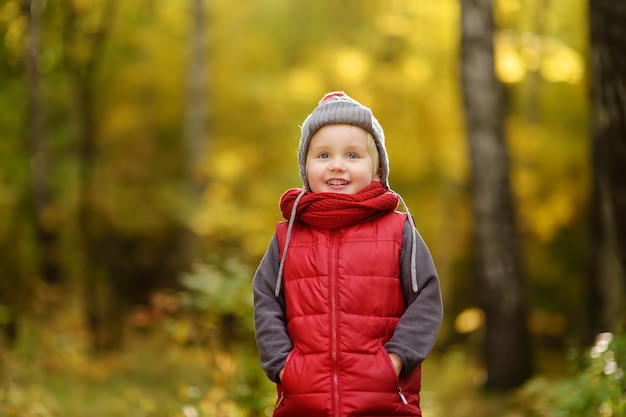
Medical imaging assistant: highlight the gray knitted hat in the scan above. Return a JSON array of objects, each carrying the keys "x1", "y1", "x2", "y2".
[{"x1": 298, "y1": 91, "x2": 389, "y2": 190}]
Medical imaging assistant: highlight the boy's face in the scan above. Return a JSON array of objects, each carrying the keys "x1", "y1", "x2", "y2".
[{"x1": 305, "y1": 124, "x2": 380, "y2": 194}]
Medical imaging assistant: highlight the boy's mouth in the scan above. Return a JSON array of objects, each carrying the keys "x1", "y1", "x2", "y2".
[{"x1": 326, "y1": 179, "x2": 349, "y2": 186}]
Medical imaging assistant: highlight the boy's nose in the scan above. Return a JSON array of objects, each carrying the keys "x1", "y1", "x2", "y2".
[{"x1": 329, "y1": 158, "x2": 346, "y2": 171}]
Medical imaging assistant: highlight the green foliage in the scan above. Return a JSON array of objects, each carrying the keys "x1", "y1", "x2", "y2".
[
  {"x1": 521, "y1": 332, "x2": 626, "y2": 417},
  {"x1": 168, "y1": 257, "x2": 273, "y2": 414},
  {"x1": 1, "y1": 289, "x2": 274, "y2": 417},
  {"x1": 181, "y1": 257, "x2": 252, "y2": 308},
  {"x1": 176, "y1": 258, "x2": 255, "y2": 343}
]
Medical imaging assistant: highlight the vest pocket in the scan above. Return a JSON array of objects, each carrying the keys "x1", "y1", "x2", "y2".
[
  {"x1": 381, "y1": 348, "x2": 414, "y2": 406},
  {"x1": 381, "y1": 347, "x2": 401, "y2": 385},
  {"x1": 278, "y1": 349, "x2": 295, "y2": 387},
  {"x1": 275, "y1": 349, "x2": 296, "y2": 409}
]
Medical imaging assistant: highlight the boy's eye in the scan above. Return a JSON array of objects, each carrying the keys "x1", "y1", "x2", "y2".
[
  {"x1": 347, "y1": 153, "x2": 359, "y2": 159},
  {"x1": 319, "y1": 152, "x2": 329, "y2": 159}
]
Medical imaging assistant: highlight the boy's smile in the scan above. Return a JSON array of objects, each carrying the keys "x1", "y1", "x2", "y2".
[{"x1": 305, "y1": 124, "x2": 380, "y2": 194}]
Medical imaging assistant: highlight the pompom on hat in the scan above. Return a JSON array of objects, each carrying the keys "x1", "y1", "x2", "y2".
[{"x1": 298, "y1": 91, "x2": 390, "y2": 190}]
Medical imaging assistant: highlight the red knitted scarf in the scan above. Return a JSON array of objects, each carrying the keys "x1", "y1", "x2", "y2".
[{"x1": 279, "y1": 182, "x2": 399, "y2": 230}]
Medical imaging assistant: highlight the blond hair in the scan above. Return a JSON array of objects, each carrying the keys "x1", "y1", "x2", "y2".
[{"x1": 367, "y1": 133, "x2": 381, "y2": 178}]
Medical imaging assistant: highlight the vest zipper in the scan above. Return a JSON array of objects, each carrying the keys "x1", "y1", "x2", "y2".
[
  {"x1": 398, "y1": 387, "x2": 408, "y2": 405},
  {"x1": 330, "y1": 232, "x2": 340, "y2": 417},
  {"x1": 276, "y1": 391, "x2": 285, "y2": 408}
]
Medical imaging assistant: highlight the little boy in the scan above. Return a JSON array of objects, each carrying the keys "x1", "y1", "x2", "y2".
[{"x1": 253, "y1": 91, "x2": 443, "y2": 417}]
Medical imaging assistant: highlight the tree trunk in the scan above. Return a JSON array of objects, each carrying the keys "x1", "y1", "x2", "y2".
[
  {"x1": 460, "y1": 0, "x2": 532, "y2": 389},
  {"x1": 62, "y1": 0, "x2": 122, "y2": 352},
  {"x1": 587, "y1": 0, "x2": 626, "y2": 340},
  {"x1": 185, "y1": 0, "x2": 208, "y2": 191},
  {"x1": 24, "y1": 0, "x2": 61, "y2": 287},
  {"x1": 180, "y1": 0, "x2": 209, "y2": 265}
]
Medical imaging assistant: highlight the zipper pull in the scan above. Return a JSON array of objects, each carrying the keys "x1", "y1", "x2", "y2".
[
  {"x1": 398, "y1": 387, "x2": 408, "y2": 405},
  {"x1": 276, "y1": 392, "x2": 285, "y2": 408}
]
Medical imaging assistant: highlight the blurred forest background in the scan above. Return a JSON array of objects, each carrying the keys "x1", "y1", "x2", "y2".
[{"x1": 1, "y1": 0, "x2": 625, "y2": 416}]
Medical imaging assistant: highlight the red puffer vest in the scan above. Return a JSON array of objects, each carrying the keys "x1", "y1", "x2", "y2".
[{"x1": 275, "y1": 211, "x2": 422, "y2": 417}]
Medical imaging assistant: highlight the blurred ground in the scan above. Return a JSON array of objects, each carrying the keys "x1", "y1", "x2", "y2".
[{"x1": 1, "y1": 315, "x2": 568, "y2": 417}]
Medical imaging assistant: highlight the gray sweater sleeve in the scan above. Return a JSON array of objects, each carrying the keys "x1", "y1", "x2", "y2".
[
  {"x1": 384, "y1": 218, "x2": 444, "y2": 374},
  {"x1": 252, "y1": 233, "x2": 292, "y2": 383}
]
